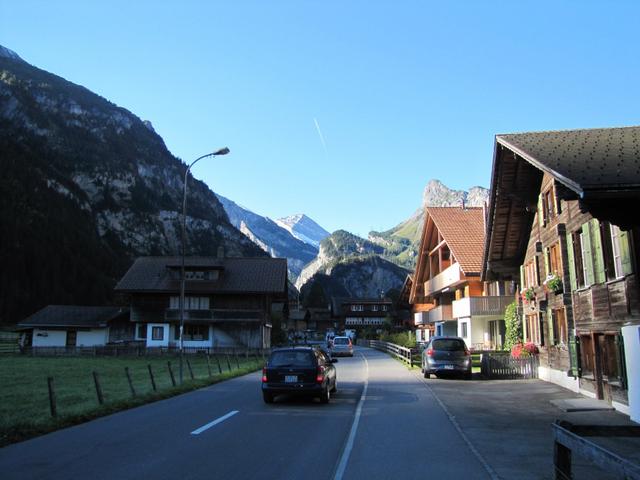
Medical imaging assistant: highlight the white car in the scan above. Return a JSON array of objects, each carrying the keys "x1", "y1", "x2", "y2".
[{"x1": 331, "y1": 336, "x2": 354, "y2": 357}]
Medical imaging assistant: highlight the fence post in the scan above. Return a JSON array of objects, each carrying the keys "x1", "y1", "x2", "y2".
[
  {"x1": 47, "y1": 376, "x2": 57, "y2": 417},
  {"x1": 186, "y1": 358, "x2": 194, "y2": 380},
  {"x1": 125, "y1": 367, "x2": 136, "y2": 397},
  {"x1": 206, "y1": 355, "x2": 212, "y2": 377},
  {"x1": 235, "y1": 351, "x2": 240, "y2": 369},
  {"x1": 215, "y1": 354, "x2": 222, "y2": 374},
  {"x1": 226, "y1": 354, "x2": 232, "y2": 371},
  {"x1": 553, "y1": 439, "x2": 572, "y2": 479},
  {"x1": 148, "y1": 364, "x2": 157, "y2": 391},
  {"x1": 167, "y1": 361, "x2": 176, "y2": 387},
  {"x1": 93, "y1": 371, "x2": 104, "y2": 405}
]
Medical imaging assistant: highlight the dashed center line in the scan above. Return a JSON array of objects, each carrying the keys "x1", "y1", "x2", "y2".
[{"x1": 191, "y1": 410, "x2": 239, "y2": 435}]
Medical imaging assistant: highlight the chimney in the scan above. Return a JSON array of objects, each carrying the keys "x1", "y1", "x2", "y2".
[{"x1": 217, "y1": 246, "x2": 225, "y2": 259}]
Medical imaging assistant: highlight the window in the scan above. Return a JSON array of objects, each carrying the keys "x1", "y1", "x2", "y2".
[
  {"x1": 610, "y1": 225, "x2": 624, "y2": 279},
  {"x1": 580, "y1": 335, "x2": 595, "y2": 379},
  {"x1": 372, "y1": 305, "x2": 379, "y2": 311},
  {"x1": 541, "y1": 184, "x2": 561, "y2": 225},
  {"x1": 184, "y1": 270, "x2": 219, "y2": 281},
  {"x1": 382, "y1": 305, "x2": 388, "y2": 312},
  {"x1": 351, "y1": 305, "x2": 364, "y2": 312},
  {"x1": 137, "y1": 324, "x2": 147, "y2": 339},
  {"x1": 461, "y1": 322, "x2": 468, "y2": 338},
  {"x1": 600, "y1": 335, "x2": 622, "y2": 386},
  {"x1": 551, "y1": 308, "x2": 567, "y2": 345},
  {"x1": 169, "y1": 296, "x2": 210, "y2": 310},
  {"x1": 570, "y1": 229, "x2": 588, "y2": 288},
  {"x1": 151, "y1": 326, "x2": 164, "y2": 341},
  {"x1": 174, "y1": 324, "x2": 209, "y2": 341},
  {"x1": 525, "y1": 314, "x2": 540, "y2": 344},
  {"x1": 601, "y1": 223, "x2": 627, "y2": 281},
  {"x1": 524, "y1": 259, "x2": 539, "y2": 288},
  {"x1": 547, "y1": 243, "x2": 562, "y2": 276}
]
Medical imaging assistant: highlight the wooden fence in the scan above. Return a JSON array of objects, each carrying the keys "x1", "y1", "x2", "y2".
[
  {"x1": 552, "y1": 420, "x2": 640, "y2": 479},
  {"x1": 0, "y1": 332, "x2": 19, "y2": 354},
  {"x1": 480, "y1": 352, "x2": 539, "y2": 379},
  {"x1": 359, "y1": 339, "x2": 414, "y2": 367},
  {"x1": 22, "y1": 345, "x2": 271, "y2": 358}
]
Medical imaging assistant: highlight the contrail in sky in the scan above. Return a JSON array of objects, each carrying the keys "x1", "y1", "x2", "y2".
[{"x1": 313, "y1": 117, "x2": 328, "y2": 156}]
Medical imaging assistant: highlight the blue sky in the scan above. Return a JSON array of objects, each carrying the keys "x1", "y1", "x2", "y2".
[{"x1": 2, "y1": 1, "x2": 640, "y2": 237}]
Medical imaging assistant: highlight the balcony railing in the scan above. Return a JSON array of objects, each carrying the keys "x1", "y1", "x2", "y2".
[
  {"x1": 164, "y1": 309, "x2": 263, "y2": 322},
  {"x1": 428, "y1": 304, "x2": 453, "y2": 323},
  {"x1": 424, "y1": 263, "x2": 462, "y2": 296},
  {"x1": 452, "y1": 296, "x2": 513, "y2": 318}
]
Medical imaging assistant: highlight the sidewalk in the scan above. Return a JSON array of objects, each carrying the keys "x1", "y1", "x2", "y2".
[{"x1": 417, "y1": 373, "x2": 639, "y2": 479}]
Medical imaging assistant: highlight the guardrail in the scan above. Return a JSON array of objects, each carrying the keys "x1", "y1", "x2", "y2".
[
  {"x1": 360, "y1": 339, "x2": 414, "y2": 367},
  {"x1": 552, "y1": 420, "x2": 640, "y2": 479}
]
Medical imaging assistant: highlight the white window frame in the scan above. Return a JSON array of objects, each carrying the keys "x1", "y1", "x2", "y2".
[{"x1": 610, "y1": 225, "x2": 624, "y2": 279}]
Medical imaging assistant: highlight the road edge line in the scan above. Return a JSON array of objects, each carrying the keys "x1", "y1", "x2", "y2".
[
  {"x1": 333, "y1": 352, "x2": 369, "y2": 480},
  {"x1": 416, "y1": 372, "x2": 501, "y2": 480}
]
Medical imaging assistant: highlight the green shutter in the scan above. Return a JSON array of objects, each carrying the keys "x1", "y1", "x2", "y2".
[
  {"x1": 619, "y1": 230, "x2": 633, "y2": 275},
  {"x1": 544, "y1": 248, "x2": 550, "y2": 279},
  {"x1": 538, "y1": 194, "x2": 544, "y2": 227},
  {"x1": 520, "y1": 265, "x2": 525, "y2": 290},
  {"x1": 566, "y1": 231, "x2": 577, "y2": 291},
  {"x1": 548, "y1": 307, "x2": 555, "y2": 345},
  {"x1": 590, "y1": 219, "x2": 605, "y2": 284},
  {"x1": 568, "y1": 333, "x2": 580, "y2": 377},
  {"x1": 582, "y1": 222, "x2": 594, "y2": 286}
]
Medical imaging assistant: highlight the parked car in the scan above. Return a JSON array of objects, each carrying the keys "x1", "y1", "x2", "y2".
[
  {"x1": 421, "y1": 336, "x2": 472, "y2": 379},
  {"x1": 261, "y1": 347, "x2": 338, "y2": 404},
  {"x1": 330, "y1": 336, "x2": 353, "y2": 357}
]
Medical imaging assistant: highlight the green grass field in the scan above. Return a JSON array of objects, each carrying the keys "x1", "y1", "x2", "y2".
[{"x1": 0, "y1": 353, "x2": 262, "y2": 446}]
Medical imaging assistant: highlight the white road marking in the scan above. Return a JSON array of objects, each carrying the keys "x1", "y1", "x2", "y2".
[
  {"x1": 333, "y1": 352, "x2": 369, "y2": 480},
  {"x1": 190, "y1": 410, "x2": 239, "y2": 435}
]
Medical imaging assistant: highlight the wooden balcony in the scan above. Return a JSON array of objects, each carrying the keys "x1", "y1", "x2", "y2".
[
  {"x1": 452, "y1": 296, "x2": 513, "y2": 319},
  {"x1": 164, "y1": 309, "x2": 263, "y2": 322},
  {"x1": 424, "y1": 263, "x2": 463, "y2": 297},
  {"x1": 428, "y1": 304, "x2": 454, "y2": 323}
]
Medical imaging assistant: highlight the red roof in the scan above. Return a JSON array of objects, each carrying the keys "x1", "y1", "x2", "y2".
[{"x1": 426, "y1": 207, "x2": 485, "y2": 275}]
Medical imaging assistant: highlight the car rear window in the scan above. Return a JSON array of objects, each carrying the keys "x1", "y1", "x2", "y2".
[
  {"x1": 269, "y1": 350, "x2": 315, "y2": 367},
  {"x1": 333, "y1": 337, "x2": 350, "y2": 345},
  {"x1": 431, "y1": 339, "x2": 465, "y2": 351}
]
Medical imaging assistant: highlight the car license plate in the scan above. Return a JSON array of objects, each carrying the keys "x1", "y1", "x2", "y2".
[
  {"x1": 284, "y1": 375, "x2": 298, "y2": 383},
  {"x1": 444, "y1": 365, "x2": 454, "y2": 370}
]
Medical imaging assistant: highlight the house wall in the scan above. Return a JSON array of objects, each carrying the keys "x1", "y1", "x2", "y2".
[
  {"x1": 520, "y1": 173, "x2": 639, "y2": 408},
  {"x1": 146, "y1": 323, "x2": 170, "y2": 347},
  {"x1": 32, "y1": 329, "x2": 67, "y2": 347},
  {"x1": 77, "y1": 329, "x2": 108, "y2": 346}
]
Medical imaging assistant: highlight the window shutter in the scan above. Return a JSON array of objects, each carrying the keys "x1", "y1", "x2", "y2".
[
  {"x1": 590, "y1": 219, "x2": 605, "y2": 284},
  {"x1": 619, "y1": 230, "x2": 633, "y2": 275},
  {"x1": 566, "y1": 231, "x2": 577, "y2": 291},
  {"x1": 544, "y1": 248, "x2": 550, "y2": 279},
  {"x1": 582, "y1": 222, "x2": 594, "y2": 286},
  {"x1": 549, "y1": 308, "x2": 556, "y2": 345},
  {"x1": 538, "y1": 194, "x2": 544, "y2": 227},
  {"x1": 520, "y1": 265, "x2": 525, "y2": 290},
  {"x1": 568, "y1": 333, "x2": 580, "y2": 377}
]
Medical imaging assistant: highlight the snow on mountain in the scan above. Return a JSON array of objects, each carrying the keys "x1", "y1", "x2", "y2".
[
  {"x1": 276, "y1": 214, "x2": 330, "y2": 249},
  {"x1": 217, "y1": 196, "x2": 318, "y2": 279}
]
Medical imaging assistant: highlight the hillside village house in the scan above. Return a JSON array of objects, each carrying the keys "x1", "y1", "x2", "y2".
[
  {"x1": 409, "y1": 207, "x2": 513, "y2": 348},
  {"x1": 115, "y1": 256, "x2": 288, "y2": 349},
  {"x1": 18, "y1": 305, "x2": 131, "y2": 348},
  {"x1": 482, "y1": 126, "x2": 640, "y2": 419}
]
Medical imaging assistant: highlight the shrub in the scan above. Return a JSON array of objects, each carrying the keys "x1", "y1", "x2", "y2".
[
  {"x1": 503, "y1": 301, "x2": 521, "y2": 352},
  {"x1": 511, "y1": 342, "x2": 539, "y2": 358}
]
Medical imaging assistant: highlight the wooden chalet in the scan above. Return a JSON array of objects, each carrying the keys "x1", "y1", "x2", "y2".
[
  {"x1": 483, "y1": 126, "x2": 640, "y2": 416},
  {"x1": 410, "y1": 206, "x2": 514, "y2": 348},
  {"x1": 115, "y1": 256, "x2": 288, "y2": 349}
]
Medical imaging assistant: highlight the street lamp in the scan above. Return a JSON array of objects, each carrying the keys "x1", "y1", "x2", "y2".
[{"x1": 179, "y1": 147, "x2": 230, "y2": 384}]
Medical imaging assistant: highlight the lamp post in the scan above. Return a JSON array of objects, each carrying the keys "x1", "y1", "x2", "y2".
[{"x1": 179, "y1": 147, "x2": 230, "y2": 384}]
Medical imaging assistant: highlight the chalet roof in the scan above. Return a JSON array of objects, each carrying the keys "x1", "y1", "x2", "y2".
[
  {"x1": 427, "y1": 207, "x2": 485, "y2": 275},
  {"x1": 19, "y1": 305, "x2": 129, "y2": 328},
  {"x1": 115, "y1": 256, "x2": 288, "y2": 295},
  {"x1": 496, "y1": 126, "x2": 640, "y2": 196},
  {"x1": 484, "y1": 126, "x2": 640, "y2": 281}
]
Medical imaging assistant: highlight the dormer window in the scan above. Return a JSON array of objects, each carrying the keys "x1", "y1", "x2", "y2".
[
  {"x1": 351, "y1": 305, "x2": 364, "y2": 312},
  {"x1": 184, "y1": 270, "x2": 219, "y2": 281}
]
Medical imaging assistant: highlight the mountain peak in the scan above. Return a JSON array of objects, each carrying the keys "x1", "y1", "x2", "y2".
[
  {"x1": 0, "y1": 45, "x2": 23, "y2": 62},
  {"x1": 276, "y1": 213, "x2": 329, "y2": 248}
]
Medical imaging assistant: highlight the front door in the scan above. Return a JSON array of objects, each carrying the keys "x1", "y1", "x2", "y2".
[{"x1": 66, "y1": 330, "x2": 77, "y2": 347}]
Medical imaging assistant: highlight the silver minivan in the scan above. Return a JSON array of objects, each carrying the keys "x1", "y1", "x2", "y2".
[{"x1": 421, "y1": 336, "x2": 472, "y2": 379}]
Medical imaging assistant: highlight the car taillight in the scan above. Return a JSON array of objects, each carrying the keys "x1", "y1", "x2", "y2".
[
  {"x1": 261, "y1": 367, "x2": 268, "y2": 383},
  {"x1": 426, "y1": 348, "x2": 434, "y2": 357},
  {"x1": 316, "y1": 365, "x2": 325, "y2": 383}
]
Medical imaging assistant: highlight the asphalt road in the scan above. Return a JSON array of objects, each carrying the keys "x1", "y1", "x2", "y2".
[{"x1": 0, "y1": 347, "x2": 493, "y2": 480}]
